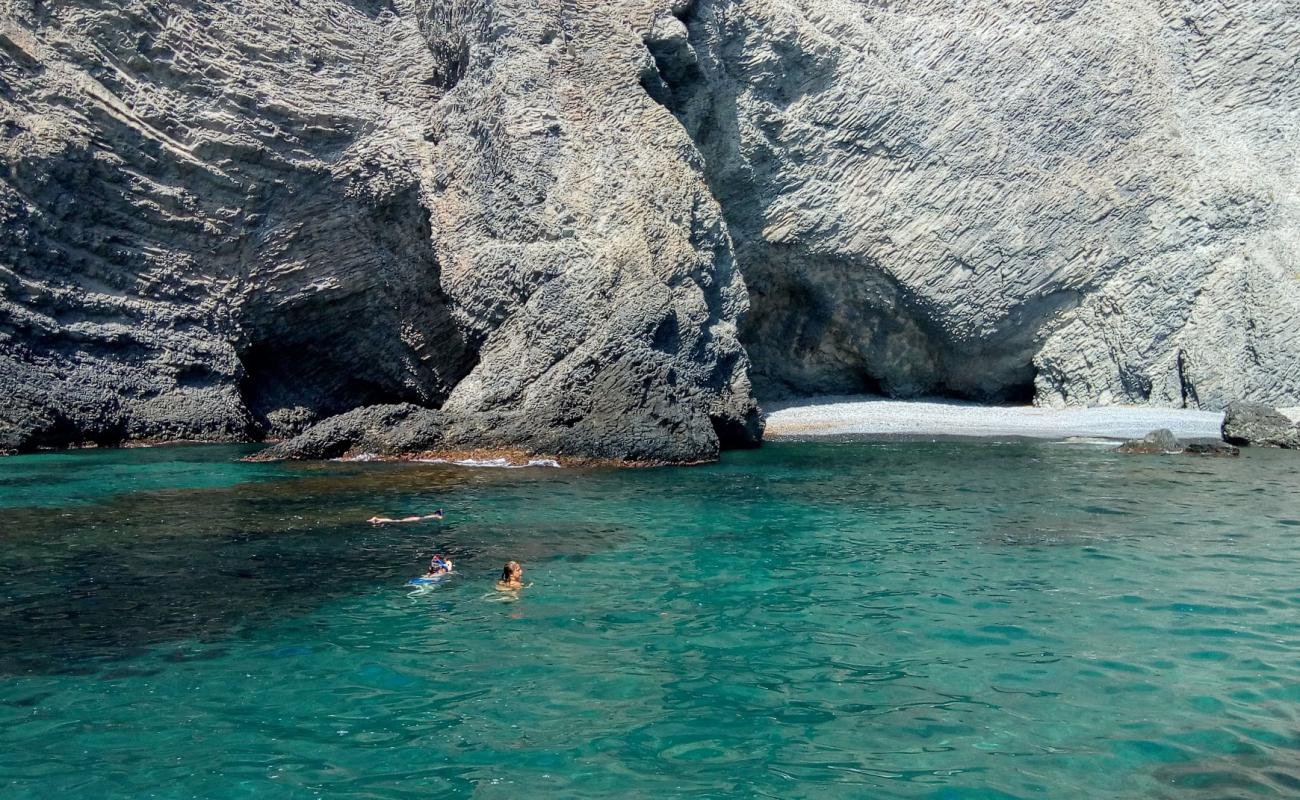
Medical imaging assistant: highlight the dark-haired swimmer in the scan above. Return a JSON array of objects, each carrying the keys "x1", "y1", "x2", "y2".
[{"x1": 495, "y1": 561, "x2": 525, "y2": 591}]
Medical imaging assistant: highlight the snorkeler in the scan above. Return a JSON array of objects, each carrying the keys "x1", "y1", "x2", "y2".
[
  {"x1": 367, "y1": 509, "x2": 444, "y2": 524},
  {"x1": 495, "y1": 561, "x2": 525, "y2": 591},
  {"x1": 425, "y1": 554, "x2": 453, "y2": 577}
]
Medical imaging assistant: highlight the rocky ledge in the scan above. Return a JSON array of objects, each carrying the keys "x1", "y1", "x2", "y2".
[{"x1": 247, "y1": 402, "x2": 729, "y2": 465}]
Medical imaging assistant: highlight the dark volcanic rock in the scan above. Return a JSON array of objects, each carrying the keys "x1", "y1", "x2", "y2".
[
  {"x1": 0, "y1": 1, "x2": 759, "y2": 462},
  {"x1": 1221, "y1": 402, "x2": 1300, "y2": 448},
  {"x1": 260, "y1": 384, "x2": 756, "y2": 464}
]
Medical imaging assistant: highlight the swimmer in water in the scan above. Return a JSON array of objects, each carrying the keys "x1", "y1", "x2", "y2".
[
  {"x1": 425, "y1": 554, "x2": 453, "y2": 577},
  {"x1": 368, "y1": 509, "x2": 444, "y2": 525},
  {"x1": 495, "y1": 561, "x2": 525, "y2": 591}
]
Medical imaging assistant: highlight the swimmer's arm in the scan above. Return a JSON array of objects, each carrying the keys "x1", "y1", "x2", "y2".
[{"x1": 371, "y1": 512, "x2": 442, "y2": 524}]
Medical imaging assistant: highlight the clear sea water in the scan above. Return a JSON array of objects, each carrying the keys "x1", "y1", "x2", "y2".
[{"x1": 2, "y1": 440, "x2": 1299, "y2": 799}]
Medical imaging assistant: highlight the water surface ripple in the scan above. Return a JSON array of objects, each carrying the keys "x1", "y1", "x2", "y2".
[{"x1": 2, "y1": 441, "x2": 1299, "y2": 799}]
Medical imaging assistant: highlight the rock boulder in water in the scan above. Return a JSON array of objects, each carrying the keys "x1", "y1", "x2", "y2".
[
  {"x1": 1115, "y1": 429, "x2": 1182, "y2": 455},
  {"x1": 1180, "y1": 440, "x2": 1241, "y2": 457},
  {"x1": 1114, "y1": 429, "x2": 1239, "y2": 457},
  {"x1": 1221, "y1": 402, "x2": 1300, "y2": 448},
  {"x1": 251, "y1": 404, "x2": 445, "y2": 462}
]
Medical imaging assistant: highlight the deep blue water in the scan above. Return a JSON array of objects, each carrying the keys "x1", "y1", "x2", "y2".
[{"x1": 2, "y1": 440, "x2": 1299, "y2": 799}]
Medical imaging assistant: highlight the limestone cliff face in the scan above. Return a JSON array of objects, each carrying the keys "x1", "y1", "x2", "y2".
[
  {"x1": 0, "y1": 0, "x2": 758, "y2": 460},
  {"x1": 656, "y1": 0, "x2": 1300, "y2": 407},
  {"x1": 1, "y1": 0, "x2": 1297, "y2": 459},
  {"x1": 2, "y1": 1, "x2": 474, "y2": 448}
]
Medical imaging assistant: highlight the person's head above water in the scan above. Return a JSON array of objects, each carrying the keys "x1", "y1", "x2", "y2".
[{"x1": 498, "y1": 561, "x2": 523, "y2": 586}]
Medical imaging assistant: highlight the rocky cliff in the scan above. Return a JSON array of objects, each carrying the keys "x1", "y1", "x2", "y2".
[
  {"x1": 660, "y1": 0, "x2": 1300, "y2": 406},
  {"x1": 2, "y1": 0, "x2": 1298, "y2": 460}
]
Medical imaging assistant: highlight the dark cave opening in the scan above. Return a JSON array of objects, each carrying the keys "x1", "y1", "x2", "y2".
[
  {"x1": 710, "y1": 412, "x2": 761, "y2": 450},
  {"x1": 229, "y1": 178, "x2": 477, "y2": 441},
  {"x1": 739, "y1": 249, "x2": 1043, "y2": 407},
  {"x1": 237, "y1": 338, "x2": 420, "y2": 439},
  {"x1": 21, "y1": 409, "x2": 129, "y2": 452},
  {"x1": 998, "y1": 379, "x2": 1037, "y2": 405}
]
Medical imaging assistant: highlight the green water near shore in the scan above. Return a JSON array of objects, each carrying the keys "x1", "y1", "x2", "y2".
[{"x1": 2, "y1": 441, "x2": 1299, "y2": 799}]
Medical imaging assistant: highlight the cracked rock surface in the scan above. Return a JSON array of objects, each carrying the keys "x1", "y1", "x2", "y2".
[
  {"x1": 1, "y1": 0, "x2": 759, "y2": 461},
  {"x1": 2, "y1": 0, "x2": 1298, "y2": 459},
  {"x1": 1222, "y1": 401, "x2": 1300, "y2": 448},
  {"x1": 656, "y1": 0, "x2": 1300, "y2": 406}
]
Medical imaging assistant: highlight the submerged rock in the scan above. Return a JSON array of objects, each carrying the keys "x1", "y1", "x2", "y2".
[
  {"x1": 1180, "y1": 440, "x2": 1241, "y2": 457},
  {"x1": 1115, "y1": 429, "x2": 1239, "y2": 457},
  {"x1": 1115, "y1": 429, "x2": 1183, "y2": 455},
  {"x1": 1221, "y1": 402, "x2": 1300, "y2": 448}
]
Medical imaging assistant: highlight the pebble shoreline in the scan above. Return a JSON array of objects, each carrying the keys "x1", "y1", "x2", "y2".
[{"x1": 762, "y1": 396, "x2": 1229, "y2": 441}]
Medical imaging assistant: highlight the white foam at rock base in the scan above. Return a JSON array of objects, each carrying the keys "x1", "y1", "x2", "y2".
[
  {"x1": 414, "y1": 457, "x2": 561, "y2": 469},
  {"x1": 333, "y1": 452, "x2": 379, "y2": 462}
]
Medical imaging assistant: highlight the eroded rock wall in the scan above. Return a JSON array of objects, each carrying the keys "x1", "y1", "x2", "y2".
[
  {"x1": 422, "y1": 0, "x2": 760, "y2": 460},
  {"x1": 2, "y1": 0, "x2": 1298, "y2": 459},
  {"x1": 1, "y1": 0, "x2": 474, "y2": 447},
  {"x1": 656, "y1": 0, "x2": 1300, "y2": 406},
  {"x1": 0, "y1": 0, "x2": 759, "y2": 460}
]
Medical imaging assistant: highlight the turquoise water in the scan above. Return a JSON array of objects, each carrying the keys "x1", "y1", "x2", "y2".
[{"x1": 2, "y1": 441, "x2": 1300, "y2": 799}]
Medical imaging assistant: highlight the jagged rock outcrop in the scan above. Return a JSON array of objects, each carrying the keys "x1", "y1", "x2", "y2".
[
  {"x1": 1222, "y1": 401, "x2": 1300, "y2": 448},
  {"x1": 3, "y1": 0, "x2": 1299, "y2": 460},
  {"x1": 249, "y1": 403, "x2": 444, "y2": 461},
  {"x1": 1116, "y1": 428, "x2": 1182, "y2": 455}
]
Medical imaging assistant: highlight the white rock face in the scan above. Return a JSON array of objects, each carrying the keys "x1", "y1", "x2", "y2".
[
  {"x1": 663, "y1": 0, "x2": 1300, "y2": 407},
  {"x1": 1, "y1": 0, "x2": 1297, "y2": 457}
]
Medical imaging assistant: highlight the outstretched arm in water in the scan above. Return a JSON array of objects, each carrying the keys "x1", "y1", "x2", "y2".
[{"x1": 368, "y1": 509, "x2": 444, "y2": 525}]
